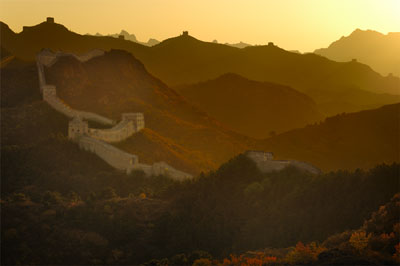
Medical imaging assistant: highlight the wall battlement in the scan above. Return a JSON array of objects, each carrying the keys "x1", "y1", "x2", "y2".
[
  {"x1": 245, "y1": 150, "x2": 321, "y2": 175},
  {"x1": 87, "y1": 112, "x2": 144, "y2": 143},
  {"x1": 36, "y1": 48, "x2": 193, "y2": 180}
]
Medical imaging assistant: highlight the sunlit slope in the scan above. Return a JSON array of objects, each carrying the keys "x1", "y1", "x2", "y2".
[{"x1": 44, "y1": 50, "x2": 251, "y2": 174}]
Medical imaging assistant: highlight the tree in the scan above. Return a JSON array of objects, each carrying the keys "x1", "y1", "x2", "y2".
[{"x1": 349, "y1": 231, "x2": 371, "y2": 253}]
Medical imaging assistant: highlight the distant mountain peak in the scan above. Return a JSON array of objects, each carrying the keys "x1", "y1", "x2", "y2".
[{"x1": 314, "y1": 28, "x2": 400, "y2": 76}]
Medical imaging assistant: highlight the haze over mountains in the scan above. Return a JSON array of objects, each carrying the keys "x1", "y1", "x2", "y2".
[
  {"x1": 315, "y1": 29, "x2": 400, "y2": 77},
  {"x1": 2, "y1": 2, "x2": 400, "y2": 262},
  {"x1": 1, "y1": 18, "x2": 399, "y2": 173},
  {"x1": 177, "y1": 73, "x2": 322, "y2": 138},
  {"x1": 43, "y1": 50, "x2": 252, "y2": 174},
  {"x1": 3, "y1": 19, "x2": 399, "y2": 117},
  {"x1": 89, "y1": 30, "x2": 160, "y2": 47}
]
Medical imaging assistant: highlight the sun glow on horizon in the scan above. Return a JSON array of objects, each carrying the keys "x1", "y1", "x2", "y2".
[{"x1": 0, "y1": 0, "x2": 399, "y2": 52}]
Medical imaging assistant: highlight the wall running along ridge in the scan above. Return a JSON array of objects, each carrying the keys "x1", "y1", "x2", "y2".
[
  {"x1": 36, "y1": 48, "x2": 192, "y2": 180},
  {"x1": 245, "y1": 150, "x2": 321, "y2": 175}
]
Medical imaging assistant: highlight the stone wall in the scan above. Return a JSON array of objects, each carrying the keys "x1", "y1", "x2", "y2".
[
  {"x1": 77, "y1": 136, "x2": 192, "y2": 179},
  {"x1": 87, "y1": 113, "x2": 144, "y2": 143},
  {"x1": 79, "y1": 136, "x2": 138, "y2": 174},
  {"x1": 245, "y1": 150, "x2": 321, "y2": 175},
  {"x1": 36, "y1": 49, "x2": 193, "y2": 180},
  {"x1": 245, "y1": 150, "x2": 274, "y2": 162},
  {"x1": 37, "y1": 49, "x2": 115, "y2": 126}
]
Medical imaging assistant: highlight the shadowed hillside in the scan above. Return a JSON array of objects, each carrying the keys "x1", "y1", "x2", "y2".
[
  {"x1": 2, "y1": 20, "x2": 399, "y2": 116},
  {"x1": 315, "y1": 29, "x2": 400, "y2": 76},
  {"x1": 260, "y1": 103, "x2": 400, "y2": 171},
  {"x1": 42, "y1": 50, "x2": 252, "y2": 173},
  {"x1": 177, "y1": 73, "x2": 322, "y2": 138}
]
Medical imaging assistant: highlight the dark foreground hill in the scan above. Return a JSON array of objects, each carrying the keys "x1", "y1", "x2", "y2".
[
  {"x1": 260, "y1": 103, "x2": 400, "y2": 171},
  {"x1": 177, "y1": 73, "x2": 322, "y2": 138},
  {"x1": 315, "y1": 29, "x2": 400, "y2": 76},
  {"x1": 2, "y1": 145, "x2": 399, "y2": 265},
  {"x1": 2, "y1": 20, "x2": 399, "y2": 115}
]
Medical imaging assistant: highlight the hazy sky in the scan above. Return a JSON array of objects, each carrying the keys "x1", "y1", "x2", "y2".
[{"x1": 1, "y1": 0, "x2": 399, "y2": 52}]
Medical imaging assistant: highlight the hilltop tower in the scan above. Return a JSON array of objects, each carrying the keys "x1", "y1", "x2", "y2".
[
  {"x1": 46, "y1": 17, "x2": 54, "y2": 23},
  {"x1": 268, "y1": 42, "x2": 274, "y2": 46},
  {"x1": 182, "y1": 31, "x2": 189, "y2": 36},
  {"x1": 68, "y1": 116, "x2": 89, "y2": 140}
]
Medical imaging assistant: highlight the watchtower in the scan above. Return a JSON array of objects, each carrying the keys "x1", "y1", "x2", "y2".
[
  {"x1": 122, "y1": 113, "x2": 145, "y2": 132},
  {"x1": 42, "y1": 85, "x2": 56, "y2": 100},
  {"x1": 352, "y1": 58, "x2": 357, "y2": 62},
  {"x1": 68, "y1": 116, "x2": 89, "y2": 140},
  {"x1": 182, "y1": 31, "x2": 189, "y2": 36},
  {"x1": 268, "y1": 42, "x2": 274, "y2": 46},
  {"x1": 46, "y1": 17, "x2": 55, "y2": 23}
]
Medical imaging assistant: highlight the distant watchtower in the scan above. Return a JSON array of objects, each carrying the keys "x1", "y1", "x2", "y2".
[
  {"x1": 245, "y1": 151, "x2": 274, "y2": 162},
  {"x1": 119, "y1": 35, "x2": 125, "y2": 40},
  {"x1": 268, "y1": 42, "x2": 274, "y2": 46},
  {"x1": 352, "y1": 58, "x2": 357, "y2": 62},
  {"x1": 68, "y1": 116, "x2": 89, "y2": 140},
  {"x1": 122, "y1": 113, "x2": 145, "y2": 132},
  {"x1": 182, "y1": 31, "x2": 189, "y2": 36},
  {"x1": 46, "y1": 17, "x2": 54, "y2": 23}
]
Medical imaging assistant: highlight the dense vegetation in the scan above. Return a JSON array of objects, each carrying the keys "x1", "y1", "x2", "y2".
[
  {"x1": 2, "y1": 148, "x2": 399, "y2": 264},
  {"x1": 155, "y1": 156, "x2": 399, "y2": 256}
]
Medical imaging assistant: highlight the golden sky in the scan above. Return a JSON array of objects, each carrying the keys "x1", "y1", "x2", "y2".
[{"x1": 1, "y1": 0, "x2": 399, "y2": 52}]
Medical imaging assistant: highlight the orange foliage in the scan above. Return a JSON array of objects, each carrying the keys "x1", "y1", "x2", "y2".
[
  {"x1": 393, "y1": 243, "x2": 400, "y2": 263},
  {"x1": 285, "y1": 241, "x2": 325, "y2": 265},
  {"x1": 221, "y1": 252, "x2": 277, "y2": 265}
]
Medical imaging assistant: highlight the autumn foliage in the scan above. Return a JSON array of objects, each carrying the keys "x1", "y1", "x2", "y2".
[{"x1": 220, "y1": 252, "x2": 277, "y2": 266}]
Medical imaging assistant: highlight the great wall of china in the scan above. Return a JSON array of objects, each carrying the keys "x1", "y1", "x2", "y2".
[
  {"x1": 245, "y1": 151, "x2": 321, "y2": 175},
  {"x1": 36, "y1": 49, "x2": 193, "y2": 181}
]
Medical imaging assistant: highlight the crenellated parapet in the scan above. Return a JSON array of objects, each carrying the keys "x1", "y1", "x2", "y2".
[
  {"x1": 87, "y1": 113, "x2": 144, "y2": 143},
  {"x1": 37, "y1": 48, "x2": 105, "y2": 68}
]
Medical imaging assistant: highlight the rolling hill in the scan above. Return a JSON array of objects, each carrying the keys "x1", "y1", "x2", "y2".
[
  {"x1": 1, "y1": 20, "x2": 399, "y2": 116},
  {"x1": 259, "y1": 103, "x2": 400, "y2": 171},
  {"x1": 315, "y1": 29, "x2": 400, "y2": 77},
  {"x1": 41, "y1": 49, "x2": 252, "y2": 174},
  {"x1": 177, "y1": 73, "x2": 322, "y2": 138}
]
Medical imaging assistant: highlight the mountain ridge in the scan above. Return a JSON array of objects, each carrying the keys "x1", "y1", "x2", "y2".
[
  {"x1": 177, "y1": 72, "x2": 322, "y2": 138},
  {"x1": 314, "y1": 28, "x2": 400, "y2": 76}
]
